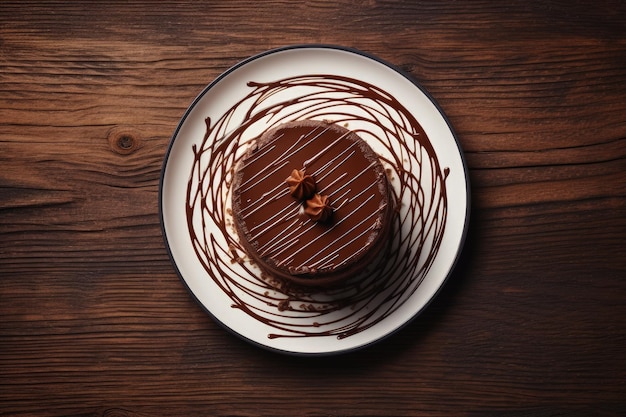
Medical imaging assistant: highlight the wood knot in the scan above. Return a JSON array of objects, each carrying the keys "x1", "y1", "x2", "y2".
[
  {"x1": 108, "y1": 126, "x2": 142, "y2": 155},
  {"x1": 102, "y1": 408, "x2": 147, "y2": 417},
  {"x1": 102, "y1": 408, "x2": 131, "y2": 417}
]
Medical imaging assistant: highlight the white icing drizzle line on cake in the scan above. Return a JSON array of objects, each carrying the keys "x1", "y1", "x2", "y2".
[
  {"x1": 307, "y1": 141, "x2": 357, "y2": 181},
  {"x1": 276, "y1": 194, "x2": 376, "y2": 268},
  {"x1": 302, "y1": 130, "x2": 352, "y2": 169},
  {"x1": 269, "y1": 125, "x2": 329, "y2": 170},
  {"x1": 297, "y1": 205, "x2": 379, "y2": 270},
  {"x1": 239, "y1": 125, "x2": 327, "y2": 197},
  {"x1": 240, "y1": 183, "x2": 289, "y2": 218},
  {"x1": 249, "y1": 199, "x2": 299, "y2": 235},
  {"x1": 332, "y1": 182, "x2": 377, "y2": 211},
  {"x1": 257, "y1": 217, "x2": 303, "y2": 258},
  {"x1": 320, "y1": 161, "x2": 377, "y2": 198}
]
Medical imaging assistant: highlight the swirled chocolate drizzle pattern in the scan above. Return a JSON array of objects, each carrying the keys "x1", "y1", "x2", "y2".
[{"x1": 186, "y1": 74, "x2": 449, "y2": 340}]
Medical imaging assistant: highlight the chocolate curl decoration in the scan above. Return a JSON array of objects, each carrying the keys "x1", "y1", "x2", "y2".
[
  {"x1": 286, "y1": 169, "x2": 316, "y2": 200},
  {"x1": 305, "y1": 194, "x2": 333, "y2": 223}
]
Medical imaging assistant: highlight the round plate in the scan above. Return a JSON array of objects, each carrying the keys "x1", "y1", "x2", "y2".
[{"x1": 159, "y1": 45, "x2": 470, "y2": 355}]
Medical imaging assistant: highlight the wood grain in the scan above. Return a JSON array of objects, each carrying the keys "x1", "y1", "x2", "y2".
[{"x1": 1, "y1": 1, "x2": 625, "y2": 416}]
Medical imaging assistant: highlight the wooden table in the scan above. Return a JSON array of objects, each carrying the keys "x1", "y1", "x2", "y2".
[{"x1": 2, "y1": 2, "x2": 624, "y2": 416}]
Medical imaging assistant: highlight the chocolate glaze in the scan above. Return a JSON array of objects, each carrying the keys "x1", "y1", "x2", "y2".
[
  {"x1": 231, "y1": 120, "x2": 393, "y2": 287},
  {"x1": 185, "y1": 74, "x2": 449, "y2": 340}
]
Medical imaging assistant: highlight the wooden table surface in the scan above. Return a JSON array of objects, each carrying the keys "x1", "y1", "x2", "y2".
[{"x1": 1, "y1": 1, "x2": 625, "y2": 416}]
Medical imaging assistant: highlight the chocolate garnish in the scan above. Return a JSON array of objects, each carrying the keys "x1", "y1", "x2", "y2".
[
  {"x1": 304, "y1": 194, "x2": 333, "y2": 223},
  {"x1": 286, "y1": 169, "x2": 316, "y2": 200}
]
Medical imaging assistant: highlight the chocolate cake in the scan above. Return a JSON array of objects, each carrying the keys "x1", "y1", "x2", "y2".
[{"x1": 231, "y1": 119, "x2": 394, "y2": 287}]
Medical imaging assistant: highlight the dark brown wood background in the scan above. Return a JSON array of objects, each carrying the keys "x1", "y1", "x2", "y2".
[{"x1": 1, "y1": 1, "x2": 624, "y2": 416}]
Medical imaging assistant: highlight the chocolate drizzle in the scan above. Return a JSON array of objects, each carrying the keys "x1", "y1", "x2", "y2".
[{"x1": 185, "y1": 74, "x2": 449, "y2": 340}]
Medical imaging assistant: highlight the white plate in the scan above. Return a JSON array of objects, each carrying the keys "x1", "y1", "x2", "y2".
[{"x1": 159, "y1": 45, "x2": 470, "y2": 355}]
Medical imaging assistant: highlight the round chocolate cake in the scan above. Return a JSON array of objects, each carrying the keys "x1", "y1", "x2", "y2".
[{"x1": 231, "y1": 119, "x2": 394, "y2": 287}]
